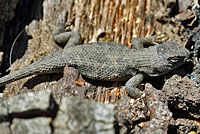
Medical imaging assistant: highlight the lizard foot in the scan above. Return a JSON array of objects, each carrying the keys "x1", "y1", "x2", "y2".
[{"x1": 152, "y1": 33, "x2": 169, "y2": 44}]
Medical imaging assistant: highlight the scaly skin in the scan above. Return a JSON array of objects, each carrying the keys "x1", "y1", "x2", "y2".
[{"x1": 0, "y1": 29, "x2": 190, "y2": 98}]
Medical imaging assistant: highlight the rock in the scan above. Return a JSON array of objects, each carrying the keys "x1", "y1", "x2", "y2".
[
  {"x1": 115, "y1": 96, "x2": 149, "y2": 134},
  {"x1": 162, "y1": 75, "x2": 200, "y2": 119},
  {"x1": 135, "y1": 83, "x2": 172, "y2": 134},
  {"x1": 0, "y1": 97, "x2": 9, "y2": 122},
  {"x1": 53, "y1": 96, "x2": 115, "y2": 134},
  {"x1": 114, "y1": 83, "x2": 172, "y2": 134},
  {"x1": 169, "y1": 118, "x2": 200, "y2": 134},
  {"x1": 11, "y1": 117, "x2": 52, "y2": 134},
  {"x1": 8, "y1": 90, "x2": 58, "y2": 118},
  {"x1": 0, "y1": 90, "x2": 116, "y2": 133},
  {"x1": 50, "y1": 66, "x2": 87, "y2": 104},
  {"x1": 0, "y1": 122, "x2": 10, "y2": 134}
]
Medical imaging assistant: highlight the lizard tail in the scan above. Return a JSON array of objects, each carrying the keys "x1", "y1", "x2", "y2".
[{"x1": 0, "y1": 50, "x2": 66, "y2": 87}]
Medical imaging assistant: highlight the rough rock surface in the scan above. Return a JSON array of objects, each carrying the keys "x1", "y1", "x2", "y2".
[
  {"x1": 0, "y1": 80, "x2": 199, "y2": 133},
  {"x1": 114, "y1": 96, "x2": 149, "y2": 133},
  {"x1": 53, "y1": 96, "x2": 115, "y2": 134},
  {"x1": 8, "y1": 90, "x2": 58, "y2": 118},
  {"x1": 169, "y1": 118, "x2": 200, "y2": 134},
  {"x1": 0, "y1": 98, "x2": 10, "y2": 127},
  {"x1": 134, "y1": 83, "x2": 172, "y2": 134},
  {"x1": 0, "y1": 97, "x2": 8, "y2": 120},
  {"x1": 11, "y1": 117, "x2": 52, "y2": 134},
  {"x1": 0, "y1": 122, "x2": 10, "y2": 134},
  {"x1": 163, "y1": 75, "x2": 200, "y2": 119},
  {"x1": 0, "y1": 90, "x2": 115, "y2": 134},
  {"x1": 113, "y1": 83, "x2": 173, "y2": 134},
  {"x1": 50, "y1": 66, "x2": 87, "y2": 104}
]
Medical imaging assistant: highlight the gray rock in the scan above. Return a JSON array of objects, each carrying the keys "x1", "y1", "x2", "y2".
[
  {"x1": 53, "y1": 96, "x2": 115, "y2": 134},
  {"x1": 169, "y1": 118, "x2": 200, "y2": 134},
  {"x1": 0, "y1": 122, "x2": 10, "y2": 134},
  {"x1": 8, "y1": 90, "x2": 58, "y2": 118},
  {"x1": 137, "y1": 83, "x2": 172, "y2": 134},
  {"x1": 115, "y1": 96, "x2": 149, "y2": 125},
  {"x1": 0, "y1": 97, "x2": 9, "y2": 122},
  {"x1": 162, "y1": 75, "x2": 200, "y2": 119},
  {"x1": 11, "y1": 117, "x2": 52, "y2": 134}
]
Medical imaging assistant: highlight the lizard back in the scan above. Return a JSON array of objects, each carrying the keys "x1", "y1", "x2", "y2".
[{"x1": 63, "y1": 42, "x2": 137, "y2": 81}]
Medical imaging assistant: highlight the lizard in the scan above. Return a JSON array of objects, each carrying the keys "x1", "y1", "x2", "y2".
[{"x1": 0, "y1": 23, "x2": 190, "y2": 98}]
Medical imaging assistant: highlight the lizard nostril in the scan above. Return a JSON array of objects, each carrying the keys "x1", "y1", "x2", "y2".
[{"x1": 183, "y1": 48, "x2": 190, "y2": 58}]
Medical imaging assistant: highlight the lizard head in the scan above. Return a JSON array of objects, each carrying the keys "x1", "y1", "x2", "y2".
[{"x1": 147, "y1": 41, "x2": 190, "y2": 76}]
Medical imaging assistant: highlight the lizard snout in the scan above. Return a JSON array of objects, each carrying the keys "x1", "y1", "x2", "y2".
[{"x1": 185, "y1": 48, "x2": 190, "y2": 58}]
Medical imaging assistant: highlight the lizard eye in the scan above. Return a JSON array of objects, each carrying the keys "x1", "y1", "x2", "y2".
[{"x1": 168, "y1": 57, "x2": 179, "y2": 63}]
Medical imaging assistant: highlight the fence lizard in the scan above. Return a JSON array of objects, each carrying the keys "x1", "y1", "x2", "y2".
[{"x1": 0, "y1": 24, "x2": 190, "y2": 98}]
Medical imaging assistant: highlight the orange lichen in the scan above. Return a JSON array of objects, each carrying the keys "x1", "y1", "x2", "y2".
[{"x1": 76, "y1": 78, "x2": 85, "y2": 86}]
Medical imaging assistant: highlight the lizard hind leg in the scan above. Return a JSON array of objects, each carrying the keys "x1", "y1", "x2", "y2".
[
  {"x1": 53, "y1": 31, "x2": 81, "y2": 50},
  {"x1": 52, "y1": 22, "x2": 81, "y2": 50},
  {"x1": 131, "y1": 33, "x2": 168, "y2": 50}
]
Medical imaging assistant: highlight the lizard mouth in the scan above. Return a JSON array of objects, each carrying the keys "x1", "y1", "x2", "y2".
[{"x1": 150, "y1": 56, "x2": 187, "y2": 77}]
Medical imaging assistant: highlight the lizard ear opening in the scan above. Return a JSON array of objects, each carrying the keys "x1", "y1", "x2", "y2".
[{"x1": 156, "y1": 45, "x2": 166, "y2": 55}]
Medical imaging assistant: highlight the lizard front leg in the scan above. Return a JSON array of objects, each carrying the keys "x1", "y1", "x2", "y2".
[
  {"x1": 125, "y1": 74, "x2": 144, "y2": 98},
  {"x1": 132, "y1": 34, "x2": 168, "y2": 50}
]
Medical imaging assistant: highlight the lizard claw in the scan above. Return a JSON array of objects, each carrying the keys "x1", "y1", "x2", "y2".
[{"x1": 153, "y1": 33, "x2": 169, "y2": 44}]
